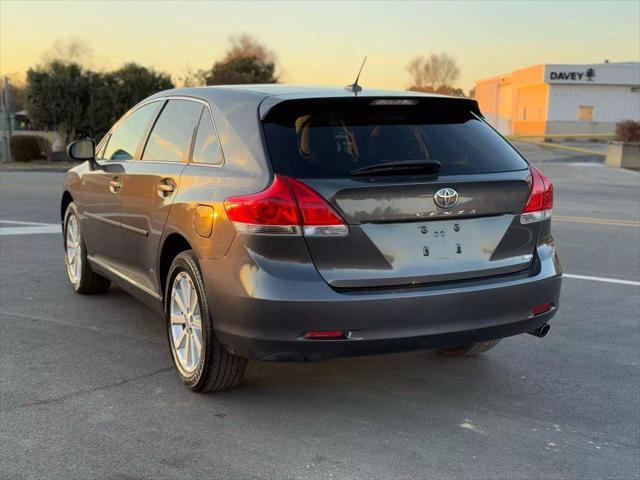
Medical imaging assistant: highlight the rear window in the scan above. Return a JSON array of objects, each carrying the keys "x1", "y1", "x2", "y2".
[{"x1": 262, "y1": 98, "x2": 528, "y2": 178}]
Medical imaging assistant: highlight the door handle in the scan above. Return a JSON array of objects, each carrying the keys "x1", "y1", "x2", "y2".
[
  {"x1": 109, "y1": 177, "x2": 121, "y2": 193},
  {"x1": 158, "y1": 180, "x2": 175, "y2": 196}
]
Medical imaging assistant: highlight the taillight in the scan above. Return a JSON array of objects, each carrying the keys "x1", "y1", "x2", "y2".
[
  {"x1": 303, "y1": 330, "x2": 346, "y2": 339},
  {"x1": 224, "y1": 175, "x2": 348, "y2": 236},
  {"x1": 282, "y1": 177, "x2": 349, "y2": 236},
  {"x1": 521, "y1": 166, "x2": 553, "y2": 224},
  {"x1": 531, "y1": 303, "x2": 554, "y2": 316}
]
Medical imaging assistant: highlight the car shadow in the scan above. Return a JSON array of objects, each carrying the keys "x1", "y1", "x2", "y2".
[{"x1": 66, "y1": 283, "x2": 550, "y2": 430}]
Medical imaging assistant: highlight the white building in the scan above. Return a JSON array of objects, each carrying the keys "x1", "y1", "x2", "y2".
[{"x1": 475, "y1": 62, "x2": 640, "y2": 135}]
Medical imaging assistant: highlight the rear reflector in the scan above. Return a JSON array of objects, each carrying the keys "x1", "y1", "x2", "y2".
[
  {"x1": 303, "y1": 330, "x2": 346, "y2": 339},
  {"x1": 224, "y1": 175, "x2": 348, "y2": 236},
  {"x1": 531, "y1": 303, "x2": 554, "y2": 316},
  {"x1": 521, "y1": 166, "x2": 553, "y2": 224}
]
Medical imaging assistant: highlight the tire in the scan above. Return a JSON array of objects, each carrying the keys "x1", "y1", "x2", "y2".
[
  {"x1": 165, "y1": 250, "x2": 247, "y2": 392},
  {"x1": 437, "y1": 339, "x2": 501, "y2": 357},
  {"x1": 63, "y1": 202, "x2": 111, "y2": 294}
]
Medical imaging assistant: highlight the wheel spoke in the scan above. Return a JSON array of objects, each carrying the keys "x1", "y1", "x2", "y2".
[
  {"x1": 190, "y1": 333, "x2": 199, "y2": 365},
  {"x1": 192, "y1": 331, "x2": 202, "y2": 357},
  {"x1": 179, "y1": 276, "x2": 189, "y2": 310},
  {"x1": 191, "y1": 313, "x2": 202, "y2": 329},
  {"x1": 184, "y1": 332, "x2": 192, "y2": 366},
  {"x1": 170, "y1": 313, "x2": 186, "y2": 325},
  {"x1": 189, "y1": 282, "x2": 198, "y2": 313},
  {"x1": 173, "y1": 289, "x2": 187, "y2": 315},
  {"x1": 174, "y1": 327, "x2": 188, "y2": 350},
  {"x1": 68, "y1": 220, "x2": 77, "y2": 243}
]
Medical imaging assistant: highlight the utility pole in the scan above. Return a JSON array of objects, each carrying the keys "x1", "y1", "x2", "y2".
[{"x1": 1, "y1": 77, "x2": 12, "y2": 162}]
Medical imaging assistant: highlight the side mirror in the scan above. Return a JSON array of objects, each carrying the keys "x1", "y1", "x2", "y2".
[{"x1": 67, "y1": 138, "x2": 96, "y2": 161}]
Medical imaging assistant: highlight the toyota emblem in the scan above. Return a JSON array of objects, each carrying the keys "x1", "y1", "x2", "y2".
[{"x1": 433, "y1": 188, "x2": 459, "y2": 209}]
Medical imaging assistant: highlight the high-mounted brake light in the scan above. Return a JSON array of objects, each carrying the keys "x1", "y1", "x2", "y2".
[
  {"x1": 224, "y1": 175, "x2": 348, "y2": 237},
  {"x1": 521, "y1": 166, "x2": 553, "y2": 224}
]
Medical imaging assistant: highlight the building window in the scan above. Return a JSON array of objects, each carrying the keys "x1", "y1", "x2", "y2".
[{"x1": 578, "y1": 106, "x2": 594, "y2": 121}]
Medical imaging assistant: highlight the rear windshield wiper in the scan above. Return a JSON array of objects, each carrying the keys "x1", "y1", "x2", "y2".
[{"x1": 350, "y1": 160, "x2": 442, "y2": 177}]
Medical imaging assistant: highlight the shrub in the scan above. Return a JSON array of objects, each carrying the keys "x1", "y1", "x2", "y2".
[
  {"x1": 615, "y1": 120, "x2": 640, "y2": 143},
  {"x1": 10, "y1": 135, "x2": 51, "y2": 162},
  {"x1": 26, "y1": 61, "x2": 174, "y2": 144}
]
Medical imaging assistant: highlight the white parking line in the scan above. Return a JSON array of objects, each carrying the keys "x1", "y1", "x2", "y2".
[
  {"x1": 2, "y1": 218, "x2": 638, "y2": 287},
  {"x1": 0, "y1": 219, "x2": 58, "y2": 226},
  {"x1": 0, "y1": 220, "x2": 61, "y2": 236},
  {"x1": 565, "y1": 273, "x2": 640, "y2": 287}
]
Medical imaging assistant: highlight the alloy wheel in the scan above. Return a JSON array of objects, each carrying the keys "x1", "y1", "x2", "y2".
[
  {"x1": 169, "y1": 271, "x2": 203, "y2": 375},
  {"x1": 65, "y1": 215, "x2": 82, "y2": 285}
]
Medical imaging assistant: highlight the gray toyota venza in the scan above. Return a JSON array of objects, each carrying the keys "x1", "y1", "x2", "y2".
[{"x1": 61, "y1": 85, "x2": 562, "y2": 392}]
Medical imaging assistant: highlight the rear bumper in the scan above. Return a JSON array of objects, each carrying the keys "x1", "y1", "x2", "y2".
[{"x1": 203, "y1": 243, "x2": 562, "y2": 362}]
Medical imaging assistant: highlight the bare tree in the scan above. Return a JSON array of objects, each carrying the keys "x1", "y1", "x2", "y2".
[
  {"x1": 187, "y1": 34, "x2": 280, "y2": 86},
  {"x1": 407, "y1": 53, "x2": 460, "y2": 90},
  {"x1": 178, "y1": 68, "x2": 206, "y2": 87},
  {"x1": 224, "y1": 34, "x2": 276, "y2": 65},
  {"x1": 42, "y1": 37, "x2": 92, "y2": 66}
]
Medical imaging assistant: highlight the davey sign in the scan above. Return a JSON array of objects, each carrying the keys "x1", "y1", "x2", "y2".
[{"x1": 547, "y1": 67, "x2": 596, "y2": 83}]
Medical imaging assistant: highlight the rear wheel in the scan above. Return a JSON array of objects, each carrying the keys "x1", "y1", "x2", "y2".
[
  {"x1": 437, "y1": 339, "x2": 501, "y2": 357},
  {"x1": 165, "y1": 251, "x2": 247, "y2": 392},
  {"x1": 63, "y1": 203, "x2": 110, "y2": 294}
]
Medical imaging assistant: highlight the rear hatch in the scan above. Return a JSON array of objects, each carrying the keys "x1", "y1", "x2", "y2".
[{"x1": 261, "y1": 97, "x2": 539, "y2": 289}]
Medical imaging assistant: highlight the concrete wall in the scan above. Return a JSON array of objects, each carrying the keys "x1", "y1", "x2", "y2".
[
  {"x1": 476, "y1": 75, "x2": 512, "y2": 134},
  {"x1": 476, "y1": 65, "x2": 548, "y2": 135},
  {"x1": 512, "y1": 83, "x2": 548, "y2": 135},
  {"x1": 546, "y1": 84, "x2": 640, "y2": 134}
]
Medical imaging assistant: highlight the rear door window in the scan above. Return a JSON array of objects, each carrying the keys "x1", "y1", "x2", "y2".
[
  {"x1": 191, "y1": 109, "x2": 224, "y2": 165},
  {"x1": 262, "y1": 98, "x2": 528, "y2": 178},
  {"x1": 103, "y1": 101, "x2": 160, "y2": 161},
  {"x1": 142, "y1": 100, "x2": 204, "y2": 162}
]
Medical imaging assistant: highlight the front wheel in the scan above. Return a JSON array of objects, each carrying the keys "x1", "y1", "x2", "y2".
[
  {"x1": 165, "y1": 251, "x2": 247, "y2": 392},
  {"x1": 437, "y1": 339, "x2": 501, "y2": 357},
  {"x1": 63, "y1": 202, "x2": 110, "y2": 294}
]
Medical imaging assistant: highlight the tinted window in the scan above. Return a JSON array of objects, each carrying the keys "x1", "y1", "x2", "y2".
[
  {"x1": 262, "y1": 98, "x2": 528, "y2": 178},
  {"x1": 103, "y1": 102, "x2": 160, "y2": 161},
  {"x1": 142, "y1": 100, "x2": 203, "y2": 162},
  {"x1": 191, "y1": 110, "x2": 223, "y2": 165}
]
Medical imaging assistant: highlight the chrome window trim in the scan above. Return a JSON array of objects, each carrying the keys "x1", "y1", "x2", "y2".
[
  {"x1": 96, "y1": 99, "x2": 164, "y2": 166},
  {"x1": 95, "y1": 134, "x2": 110, "y2": 160},
  {"x1": 133, "y1": 95, "x2": 226, "y2": 168},
  {"x1": 97, "y1": 95, "x2": 225, "y2": 169}
]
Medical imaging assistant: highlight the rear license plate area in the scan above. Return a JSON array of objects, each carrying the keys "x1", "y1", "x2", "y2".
[{"x1": 419, "y1": 222, "x2": 466, "y2": 260}]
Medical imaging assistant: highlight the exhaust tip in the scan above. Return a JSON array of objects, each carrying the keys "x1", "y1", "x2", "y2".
[{"x1": 528, "y1": 323, "x2": 550, "y2": 338}]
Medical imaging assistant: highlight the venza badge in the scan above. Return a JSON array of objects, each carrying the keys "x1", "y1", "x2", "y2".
[{"x1": 433, "y1": 188, "x2": 459, "y2": 209}]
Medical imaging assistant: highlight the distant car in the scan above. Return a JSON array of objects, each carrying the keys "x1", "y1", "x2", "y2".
[{"x1": 61, "y1": 86, "x2": 561, "y2": 392}]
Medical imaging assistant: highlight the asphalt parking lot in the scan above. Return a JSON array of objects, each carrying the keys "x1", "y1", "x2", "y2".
[{"x1": 1, "y1": 143, "x2": 639, "y2": 480}]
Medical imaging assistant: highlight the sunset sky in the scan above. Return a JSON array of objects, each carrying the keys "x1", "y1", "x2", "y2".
[{"x1": 1, "y1": 0, "x2": 639, "y2": 91}]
